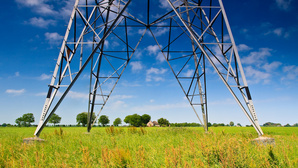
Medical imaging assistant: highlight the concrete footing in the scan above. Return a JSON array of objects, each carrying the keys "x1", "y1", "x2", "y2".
[
  {"x1": 252, "y1": 136, "x2": 275, "y2": 145},
  {"x1": 23, "y1": 137, "x2": 45, "y2": 144}
]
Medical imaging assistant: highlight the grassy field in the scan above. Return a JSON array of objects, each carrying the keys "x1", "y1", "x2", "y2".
[{"x1": 0, "y1": 126, "x2": 297, "y2": 167}]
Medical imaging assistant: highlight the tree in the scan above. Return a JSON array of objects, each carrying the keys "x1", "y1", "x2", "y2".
[
  {"x1": 23, "y1": 113, "x2": 35, "y2": 126},
  {"x1": 49, "y1": 113, "x2": 62, "y2": 126},
  {"x1": 263, "y1": 122, "x2": 282, "y2": 127},
  {"x1": 141, "y1": 114, "x2": 151, "y2": 125},
  {"x1": 229, "y1": 121, "x2": 234, "y2": 126},
  {"x1": 284, "y1": 123, "x2": 291, "y2": 127},
  {"x1": 98, "y1": 115, "x2": 110, "y2": 127},
  {"x1": 207, "y1": 122, "x2": 212, "y2": 127},
  {"x1": 124, "y1": 114, "x2": 151, "y2": 127},
  {"x1": 15, "y1": 117, "x2": 24, "y2": 127},
  {"x1": 15, "y1": 113, "x2": 35, "y2": 127},
  {"x1": 113, "y1": 118, "x2": 122, "y2": 126},
  {"x1": 237, "y1": 123, "x2": 242, "y2": 127},
  {"x1": 158, "y1": 118, "x2": 170, "y2": 126},
  {"x1": 124, "y1": 115, "x2": 132, "y2": 124},
  {"x1": 76, "y1": 112, "x2": 95, "y2": 126},
  {"x1": 129, "y1": 114, "x2": 143, "y2": 127}
]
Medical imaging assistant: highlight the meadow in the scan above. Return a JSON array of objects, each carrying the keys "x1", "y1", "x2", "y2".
[{"x1": 0, "y1": 126, "x2": 297, "y2": 167}]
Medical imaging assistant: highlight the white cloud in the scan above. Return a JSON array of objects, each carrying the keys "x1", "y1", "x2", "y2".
[
  {"x1": 242, "y1": 48, "x2": 272, "y2": 65},
  {"x1": 5, "y1": 89, "x2": 25, "y2": 95},
  {"x1": 134, "y1": 49, "x2": 143, "y2": 59},
  {"x1": 39, "y1": 73, "x2": 51, "y2": 80},
  {"x1": 158, "y1": 0, "x2": 182, "y2": 10},
  {"x1": 59, "y1": 0, "x2": 76, "y2": 20},
  {"x1": 138, "y1": 29, "x2": 146, "y2": 35},
  {"x1": 159, "y1": 0, "x2": 171, "y2": 9},
  {"x1": 26, "y1": 17, "x2": 56, "y2": 28},
  {"x1": 237, "y1": 44, "x2": 252, "y2": 51},
  {"x1": 111, "y1": 95, "x2": 134, "y2": 100},
  {"x1": 147, "y1": 67, "x2": 167, "y2": 75},
  {"x1": 183, "y1": 69, "x2": 194, "y2": 77},
  {"x1": 131, "y1": 102, "x2": 189, "y2": 113},
  {"x1": 45, "y1": 32, "x2": 63, "y2": 44},
  {"x1": 273, "y1": 28, "x2": 283, "y2": 36},
  {"x1": 265, "y1": 27, "x2": 289, "y2": 38},
  {"x1": 15, "y1": 0, "x2": 58, "y2": 16},
  {"x1": 147, "y1": 45, "x2": 160, "y2": 55},
  {"x1": 262, "y1": 61, "x2": 282, "y2": 72},
  {"x1": 156, "y1": 52, "x2": 165, "y2": 63},
  {"x1": 146, "y1": 67, "x2": 168, "y2": 82},
  {"x1": 130, "y1": 61, "x2": 143, "y2": 72},
  {"x1": 15, "y1": 72, "x2": 20, "y2": 77},
  {"x1": 146, "y1": 45, "x2": 166, "y2": 63},
  {"x1": 244, "y1": 66, "x2": 271, "y2": 84},
  {"x1": 35, "y1": 92, "x2": 47, "y2": 96},
  {"x1": 15, "y1": 0, "x2": 40, "y2": 6},
  {"x1": 275, "y1": 0, "x2": 293, "y2": 11},
  {"x1": 152, "y1": 27, "x2": 168, "y2": 37},
  {"x1": 151, "y1": 22, "x2": 169, "y2": 37},
  {"x1": 282, "y1": 65, "x2": 298, "y2": 80},
  {"x1": 68, "y1": 91, "x2": 89, "y2": 99}
]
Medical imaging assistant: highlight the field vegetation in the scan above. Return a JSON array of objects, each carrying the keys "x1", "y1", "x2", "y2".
[{"x1": 0, "y1": 127, "x2": 297, "y2": 167}]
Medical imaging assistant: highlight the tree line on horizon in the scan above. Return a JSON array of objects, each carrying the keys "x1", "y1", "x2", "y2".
[{"x1": 1, "y1": 112, "x2": 297, "y2": 127}]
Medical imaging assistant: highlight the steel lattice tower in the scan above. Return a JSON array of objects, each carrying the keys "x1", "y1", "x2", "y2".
[{"x1": 34, "y1": 0, "x2": 264, "y2": 137}]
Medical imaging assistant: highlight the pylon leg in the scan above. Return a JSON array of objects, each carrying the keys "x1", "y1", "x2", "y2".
[
  {"x1": 166, "y1": 0, "x2": 263, "y2": 136},
  {"x1": 34, "y1": 0, "x2": 132, "y2": 137}
]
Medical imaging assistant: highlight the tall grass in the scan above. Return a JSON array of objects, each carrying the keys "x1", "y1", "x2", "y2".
[{"x1": 0, "y1": 127, "x2": 297, "y2": 167}]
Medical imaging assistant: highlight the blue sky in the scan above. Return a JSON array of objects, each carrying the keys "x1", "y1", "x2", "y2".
[{"x1": 0, "y1": 0, "x2": 298, "y2": 126}]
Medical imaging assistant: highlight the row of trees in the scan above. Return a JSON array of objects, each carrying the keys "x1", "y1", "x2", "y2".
[
  {"x1": 76, "y1": 112, "x2": 122, "y2": 127},
  {"x1": 15, "y1": 113, "x2": 61, "y2": 127},
  {"x1": 123, "y1": 114, "x2": 151, "y2": 127},
  {"x1": 10, "y1": 113, "x2": 298, "y2": 127},
  {"x1": 76, "y1": 113, "x2": 171, "y2": 127}
]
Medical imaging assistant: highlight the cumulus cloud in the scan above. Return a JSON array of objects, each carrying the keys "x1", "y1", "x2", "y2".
[
  {"x1": 146, "y1": 67, "x2": 167, "y2": 82},
  {"x1": 158, "y1": 0, "x2": 182, "y2": 10},
  {"x1": 68, "y1": 91, "x2": 89, "y2": 99},
  {"x1": 6, "y1": 89, "x2": 26, "y2": 95},
  {"x1": 26, "y1": 17, "x2": 56, "y2": 28},
  {"x1": 147, "y1": 45, "x2": 160, "y2": 55},
  {"x1": 237, "y1": 44, "x2": 252, "y2": 51},
  {"x1": 39, "y1": 73, "x2": 51, "y2": 80},
  {"x1": 282, "y1": 65, "x2": 298, "y2": 80},
  {"x1": 111, "y1": 95, "x2": 134, "y2": 100},
  {"x1": 147, "y1": 67, "x2": 167, "y2": 75},
  {"x1": 275, "y1": 0, "x2": 293, "y2": 11},
  {"x1": 146, "y1": 45, "x2": 166, "y2": 63},
  {"x1": 45, "y1": 32, "x2": 63, "y2": 44},
  {"x1": 15, "y1": 72, "x2": 20, "y2": 77},
  {"x1": 244, "y1": 66, "x2": 271, "y2": 84},
  {"x1": 265, "y1": 27, "x2": 289, "y2": 38},
  {"x1": 130, "y1": 61, "x2": 143, "y2": 72},
  {"x1": 183, "y1": 69, "x2": 194, "y2": 77},
  {"x1": 15, "y1": 0, "x2": 58, "y2": 16},
  {"x1": 262, "y1": 61, "x2": 282, "y2": 72},
  {"x1": 242, "y1": 48, "x2": 272, "y2": 65},
  {"x1": 156, "y1": 52, "x2": 166, "y2": 63},
  {"x1": 159, "y1": 0, "x2": 171, "y2": 9}
]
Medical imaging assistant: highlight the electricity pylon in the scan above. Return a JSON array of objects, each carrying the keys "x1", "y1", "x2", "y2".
[{"x1": 34, "y1": 0, "x2": 264, "y2": 137}]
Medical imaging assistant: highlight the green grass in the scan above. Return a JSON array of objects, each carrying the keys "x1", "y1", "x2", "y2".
[{"x1": 0, "y1": 127, "x2": 297, "y2": 167}]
